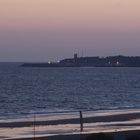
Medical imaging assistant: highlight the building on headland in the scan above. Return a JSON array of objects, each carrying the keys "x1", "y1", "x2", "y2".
[{"x1": 21, "y1": 54, "x2": 140, "y2": 67}]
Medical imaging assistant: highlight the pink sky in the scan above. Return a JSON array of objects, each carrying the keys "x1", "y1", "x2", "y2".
[{"x1": 0, "y1": 0, "x2": 140, "y2": 62}]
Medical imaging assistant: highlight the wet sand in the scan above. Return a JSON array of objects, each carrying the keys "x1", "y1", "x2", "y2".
[
  {"x1": 1, "y1": 110, "x2": 140, "y2": 140},
  {"x1": 1, "y1": 111, "x2": 140, "y2": 128}
]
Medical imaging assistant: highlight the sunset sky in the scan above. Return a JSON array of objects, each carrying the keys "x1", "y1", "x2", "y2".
[{"x1": 0, "y1": 0, "x2": 140, "y2": 62}]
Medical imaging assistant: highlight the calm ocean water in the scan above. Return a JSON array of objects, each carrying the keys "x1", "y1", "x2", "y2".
[{"x1": 1, "y1": 63, "x2": 140, "y2": 118}]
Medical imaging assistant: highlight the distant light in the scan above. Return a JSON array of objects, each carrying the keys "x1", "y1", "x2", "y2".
[
  {"x1": 57, "y1": 60, "x2": 60, "y2": 63},
  {"x1": 108, "y1": 61, "x2": 111, "y2": 64},
  {"x1": 116, "y1": 61, "x2": 119, "y2": 65},
  {"x1": 48, "y1": 61, "x2": 51, "y2": 64}
]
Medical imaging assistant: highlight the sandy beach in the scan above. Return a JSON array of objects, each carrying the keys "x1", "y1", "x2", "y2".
[
  {"x1": 6, "y1": 130, "x2": 140, "y2": 140},
  {"x1": 1, "y1": 109, "x2": 140, "y2": 140},
  {"x1": 1, "y1": 110, "x2": 140, "y2": 128}
]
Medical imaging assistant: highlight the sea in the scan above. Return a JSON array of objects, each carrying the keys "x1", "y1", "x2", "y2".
[{"x1": 1, "y1": 63, "x2": 140, "y2": 119}]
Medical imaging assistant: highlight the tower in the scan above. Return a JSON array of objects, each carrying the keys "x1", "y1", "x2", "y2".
[{"x1": 74, "y1": 53, "x2": 78, "y2": 63}]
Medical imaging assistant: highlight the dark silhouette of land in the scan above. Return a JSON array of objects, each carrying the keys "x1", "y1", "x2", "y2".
[{"x1": 21, "y1": 54, "x2": 140, "y2": 67}]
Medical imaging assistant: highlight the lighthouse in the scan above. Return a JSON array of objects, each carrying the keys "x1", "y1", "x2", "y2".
[{"x1": 74, "y1": 53, "x2": 78, "y2": 63}]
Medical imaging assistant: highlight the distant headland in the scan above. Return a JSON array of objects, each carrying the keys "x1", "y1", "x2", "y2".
[{"x1": 21, "y1": 54, "x2": 140, "y2": 67}]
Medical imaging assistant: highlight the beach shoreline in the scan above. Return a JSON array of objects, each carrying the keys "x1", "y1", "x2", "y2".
[
  {"x1": 1, "y1": 111, "x2": 140, "y2": 128},
  {"x1": 4, "y1": 130, "x2": 140, "y2": 140},
  {"x1": 1, "y1": 109, "x2": 140, "y2": 140}
]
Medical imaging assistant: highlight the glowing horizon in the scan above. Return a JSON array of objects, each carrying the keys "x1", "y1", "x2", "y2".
[{"x1": 0, "y1": 0, "x2": 140, "y2": 62}]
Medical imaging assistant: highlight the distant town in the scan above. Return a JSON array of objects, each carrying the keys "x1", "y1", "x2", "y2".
[{"x1": 21, "y1": 54, "x2": 140, "y2": 67}]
